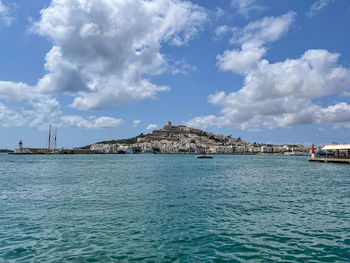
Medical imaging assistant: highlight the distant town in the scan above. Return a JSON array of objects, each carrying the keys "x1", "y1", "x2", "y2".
[
  {"x1": 7, "y1": 121, "x2": 315, "y2": 155},
  {"x1": 80, "y1": 121, "x2": 311, "y2": 156}
]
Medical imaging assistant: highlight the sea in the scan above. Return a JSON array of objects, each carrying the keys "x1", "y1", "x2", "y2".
[{"x1": 0, "y1": 153, "x2": 349, "y2": 262}]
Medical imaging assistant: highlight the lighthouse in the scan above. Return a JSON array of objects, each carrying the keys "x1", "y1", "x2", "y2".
[{"x1": 13, "y1": 140, "x2": 25, "y2": 154}]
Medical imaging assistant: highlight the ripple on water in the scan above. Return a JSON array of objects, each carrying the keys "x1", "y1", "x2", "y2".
[{"x1": 0, "y1": 154, "x2": 349, "y2": 262}]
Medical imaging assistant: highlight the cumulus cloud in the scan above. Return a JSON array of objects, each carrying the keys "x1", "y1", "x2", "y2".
[
  {"x1": 146, "y1": 124, "x2": 158, "y2": 130},
  {"x1": 0, "y1": 0, "x2": 206, "y2": 130},
  {"x1": 0, "y1": 0, "x2": 13, "y2": 26},
  {"x1": 217, "y1": 43, "x2": 266, "y2": 74},
  {"x1": 0, "y1": 81, "x2": 37, "y2": 101},
  {"x1": 217, "y1": 12, "x2": 296, "y2": 74},
  {"x1": 22, "y1": 97, "x2": 62, "y2": 129},
  {"x1": 0, "y1": 81, "x2": 121, "y2": 130},
  {"x1": 133, "y1": 120, "x2": 141, "y2": 127},
  {"x1": 0, "y1": 81, "x2": 62, "y2": 129},
  {"x1": 0, "y1": 103, "x2": 24, "y2": 127},
  {"x1": 30, "y1": 0, "x2": 206, "y2": 110},
  {"x1": 187, "y1": 13, "x2": 350, "y2": 131},
  {"x1": 231, "y1": 0, "x2": 262, "y2": 17},
  {"x1": 61, "y1": 115, "x2": 124, "y2": 129},
  {"x1": 306, "y1": 0, "x2": 334, "y2": 17}
]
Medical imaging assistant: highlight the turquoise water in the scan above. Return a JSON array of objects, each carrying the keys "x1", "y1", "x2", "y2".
[{"x1": 0, "y1": 153, "x2": 349, "y2": 262}]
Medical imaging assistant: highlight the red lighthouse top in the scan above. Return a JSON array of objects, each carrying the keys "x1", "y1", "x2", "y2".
[{"x1": 312, "y1": 144, "x2": 315, "y2": 154}]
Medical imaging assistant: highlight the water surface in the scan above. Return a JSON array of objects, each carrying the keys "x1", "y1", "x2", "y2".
[{"x1": 0, "y1": 154, "x2": 349, "y2": 262}]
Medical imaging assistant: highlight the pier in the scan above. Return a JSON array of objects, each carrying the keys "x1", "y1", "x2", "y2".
[
  {"x1": 308, "y1": 157, "x2": 350, "y2": 164},
  {"x1": 308, "y1": 144, "x2": 350, "y2": 164}
]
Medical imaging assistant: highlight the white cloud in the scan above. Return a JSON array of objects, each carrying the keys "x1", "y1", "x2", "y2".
[
  {"x1": 0, "y1": 81, "x2": 62, "y2": 130},
  {"x1": 169, "y1": 58, "x2": 197, "y2": 75},
  {"x1": 61, "y1": 115, "x2": 124, "y2": 129},
  {"x1": 306, "y1": 0, "x2": 334, "y2": 17},
  {"x1": 0, "y1": 0, "x2": 13, "y2": 26},
  {"x1": 133, "y1": 120, "x2": 141, "y2": 127},
  {"x1": 190, "y1": 49, "x2": 350, "y2": 130},
  {"x1": 0, "y1": 81, "x2": 37, "y2": 101},
  {"x1": 230, "y1": 11, "x2": 296, "y2": 45},
  {"x1": 185, "y1": 115, "x2": 223, "y2": 130},
  {"x1": 0, "y1": 0, "x2": 206, "y2": 130},
  {"x1": 22, "y1": 97, "x2": 62, "y2": 129},
  {"x1": 30, "y1": 0, "x2": 206, "y2": 110},
  {"x1": 187, "y1": 13, "x2": 350, "y2": 131},
  {"x1": 146, "y1": 124, "x2": 158, "y2": 130},
  {"x1": 217, "y1": 12, "x2": 296, "y2": 74},
  {"x1": 0, "y1": 81, "x2": 122, "y2": 130},
  {"x1": 215, "y1": 25, "x2": 231, "y2": 38},
  {"x1": 231, "y1": 0, "x2": 262, "y2": 17},
  {"x1": 217, "y1": 43, "x2": 266, "y2": 74},
  {"x1": 0, "y1": 103, "x2": 24, "y2": 127}
]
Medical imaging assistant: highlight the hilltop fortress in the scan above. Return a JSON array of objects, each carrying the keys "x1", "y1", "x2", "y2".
[{"x1": 138, "y1": 121, "x2": 209, "y2": 142}]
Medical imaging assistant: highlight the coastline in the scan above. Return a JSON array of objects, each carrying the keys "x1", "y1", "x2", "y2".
[{"x1": 7, "y1": 152, "x2": 309, "y2": 157}]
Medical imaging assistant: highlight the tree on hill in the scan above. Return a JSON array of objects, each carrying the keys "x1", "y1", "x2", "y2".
[
  {"x1": 152, "y1": 147, "x2": 160, "y2": 153},
  {"x1": 134, "y1": 146, "x2": 142, "y2": 153}
]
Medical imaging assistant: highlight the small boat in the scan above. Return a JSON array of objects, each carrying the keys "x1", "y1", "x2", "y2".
[{"x1": 195, "y1": 155, "x2": 213, "y2": 159}]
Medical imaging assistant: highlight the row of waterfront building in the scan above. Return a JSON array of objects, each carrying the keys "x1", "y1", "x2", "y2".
[
  {"x1": 89, "y1": 141, "x2": 310, "y2": 155},
  {"x1": 88, "y1": 121, "x2": 310, "y2": 155}
]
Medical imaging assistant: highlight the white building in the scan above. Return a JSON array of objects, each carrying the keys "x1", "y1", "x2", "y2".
[
  {"x1": 14, "y1": 140, "x2": 32, "y2": 154},
  {"x1": 90, "y1": 143, "x2": 118, "y2": 153}
]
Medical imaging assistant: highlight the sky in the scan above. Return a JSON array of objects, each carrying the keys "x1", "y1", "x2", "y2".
[{"x1": 1, "y1": 0, "x2": 350, "y2": 149}]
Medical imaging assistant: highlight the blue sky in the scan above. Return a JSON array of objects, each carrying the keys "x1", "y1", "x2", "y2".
[{"x1": 1, "y1": 0, "x2": 350, "y2": 149}]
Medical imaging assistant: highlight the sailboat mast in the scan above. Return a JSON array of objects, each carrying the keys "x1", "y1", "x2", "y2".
[
  {"x1": 54, "y1": 126, "x2": 57, "y2": 150},
  {"x1": 48, "y1": 124, "x2": 51, "y2": 151}
]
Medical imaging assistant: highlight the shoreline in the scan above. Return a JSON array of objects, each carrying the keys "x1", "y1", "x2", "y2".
[{"x1": 7, "y1": 152, "x2": 310, "y2": 157}]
